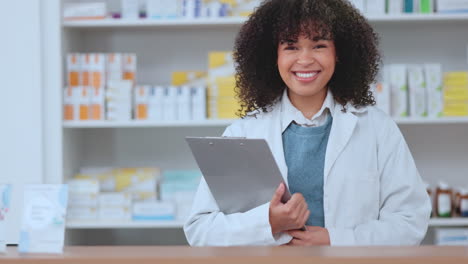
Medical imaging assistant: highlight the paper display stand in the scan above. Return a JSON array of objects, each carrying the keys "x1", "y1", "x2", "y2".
[
  {"x1": 0, "y1": 185, "x2": 12, "y2": 253},
  {"x1": 18, "y1": 184, "x2": 68, "y2": 254}
]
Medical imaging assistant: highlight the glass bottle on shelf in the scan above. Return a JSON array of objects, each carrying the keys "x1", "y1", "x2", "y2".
[{"x1": 435, "y1": 182, "x2": 452, "y2": 218}]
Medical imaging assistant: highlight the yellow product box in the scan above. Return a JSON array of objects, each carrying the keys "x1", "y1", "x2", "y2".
[
  {"x1": 443, "y1": 111, "x2": 468, "y2": 117},
  {"x1": 209, "y1": 51, "x2": 235, "y2": 73},
  {"x1": 444, "y1": 72, "x2": 468, "y2": 80},
  {"x1": 208, "y1": 110, "x2": 238, "y2": 119},
  {"x1": 444, "y1": 88, "x2": 468, "y2": 101},
  {"x1": 74, "y1": 170, "x2": 115, "y2": 192},
  {"x1": 131, "y1": 191, "x2": 158, "y2": 202},
  {"x1": 134, "y1": 85, "x2": 150, "y2": 120},
  {"x1": 208, "y1": 76, "x2": 237, "y2": 97},
  {"x1": 171, "y1": 71, "x2": 207, "y2": 86},
  {"x1": 231, "y1": 0, "x2": 261, "y2": 17},
  {"x1": 90, "y1": 53, "x2": 106, "y2": 89},
  {"x1": 209, "y1": 98, "x2": 240, "y2": 110},
  {"x1": 113, "y1": 167, "x2": 160, "y2": 193},
  {"x1": 444, "y1": 80, "x2": 468, "y2": 87},
  {"x1": 67, "y1": 53, "x2": 82, "y2": 87},
  {"x1": 123, "y1": 54, "x2": 137, "y2": 84},
  {"x1": 443, "y1": 102, "x2": 468, "y2": 116}
]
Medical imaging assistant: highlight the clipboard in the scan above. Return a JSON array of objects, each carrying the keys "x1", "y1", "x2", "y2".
[{"x1": 185, "y1": 136, "x2": 292, "y2": 214}]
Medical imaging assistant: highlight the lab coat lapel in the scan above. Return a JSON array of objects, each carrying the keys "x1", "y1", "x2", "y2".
[
  {"x1": 264, "y1": 106, "x2": 289, "y2": 185},
  {"x1": 324, "y1": 104, "x2": 358, "y2": 185}
]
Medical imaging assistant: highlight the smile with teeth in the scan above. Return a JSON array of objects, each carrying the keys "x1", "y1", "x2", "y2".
[{"x1": 293, "y1": 71, "x2": 320, "y2": 80}]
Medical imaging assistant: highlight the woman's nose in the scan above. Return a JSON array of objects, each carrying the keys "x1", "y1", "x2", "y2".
[{"x1": 296, "y1": 50, "x2": 315, "y2": 65}]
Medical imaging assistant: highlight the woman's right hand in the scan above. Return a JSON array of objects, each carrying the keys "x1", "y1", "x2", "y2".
[{"x1": 269, "y1": 183, "x2": 310, "y2": 235}]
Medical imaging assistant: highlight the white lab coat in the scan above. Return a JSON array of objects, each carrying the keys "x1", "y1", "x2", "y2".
[{"x1": 184, "y1": 100, "x2": 431, "y2": 246}]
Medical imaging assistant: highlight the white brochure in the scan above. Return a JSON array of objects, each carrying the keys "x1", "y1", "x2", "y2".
[
  {"x1": 0, "y1": 184, "x2": 12, "y2": 253},
  {"x1": 19, "y1": 184, "x2": 68, "y2": 254}
]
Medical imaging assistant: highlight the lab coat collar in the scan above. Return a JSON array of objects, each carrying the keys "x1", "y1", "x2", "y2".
[
  {"x1": 265, "y1": 98, "x2": 363, "y2": 187},
  {"x1": 323, "y1": 102, "x2": 359, "y2": 185},
  {"x1": 280, "y1": 89, "x2": 336, "y2": 132}
]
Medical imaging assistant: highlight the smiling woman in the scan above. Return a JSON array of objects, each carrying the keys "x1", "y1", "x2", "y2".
[{"x1": 184, "y1": 0, "x2": 431, "y2": 247}]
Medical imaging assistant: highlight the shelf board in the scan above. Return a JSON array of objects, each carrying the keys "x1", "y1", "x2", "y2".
[
  {"x1": 66, "y1": 220, "x2": 185, "y2": 229},
  {"x1": 394, "y1": 117, "x2": 468, "y2": 125},
  {"x1": 62, "y1": 14, "x2": 468, "y2": 28},
  {"x1": 62, "y1": 17, "x2": 247, "y2": 28},
  {"x1": 367, "y1": 13, "x2": 468, "y2": 22},
  {"x1": 63, "y1": 119, "x2": 236, "y2": 128},
  {"x1": 63, "y1": 117, "x2": 468, "y2": 128},
  {"x1": 429, "y1": 218, "x2": 468, "y2": 227}
]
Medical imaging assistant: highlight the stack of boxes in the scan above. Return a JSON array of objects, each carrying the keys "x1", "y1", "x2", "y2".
[
  {"x1": 159, "y1": 170, "x2": 202, "y2": 221},
  {"x1": 437, "y1": 0, "x2": 468, "y2": 13},
  {"x1": 386, "y1": 64, "x2": 409, "y2": 117},
  {"x1": 408, "y1": 65, "x2": 427, "y2": 118},
  {"x1": 98, "y1": 192, "x2": 132, "y2": 221},
  {"x1": 133, "y1": 85, "x2": 206, "y2": 121},
  {"x1": 375, "y1": 63, "x2": 445, "y2": 118},
  {"x1": 67, "y1": 168, "x2": 201, "y2": 222},
  {"x1": 144, "y1": 0, "x2": 262, "y2": 19},
  {"x1": 349, "y1": 0, "x2": 435, "y2": 14},
  {"x1": 64, "y1": 53, "x2": 137, "y2": 122},
  {"x1": 207, "y1": 51, "x2": 241, "y2": 119},
  {"x1": 443, "y1": 72, "x2": 468, "y2": 116},
  {"x1": 425, "y1": 64, "x2": 444, "y2": 118},
  {"x1": 65, "y1": 52, "x2": 211, "y2": 122},
  {"x1": 172, "y1": 71, "x2": 207, "y2": 121},
  {"x1": 67, "y1": 179, "x2": 99, "y2": 220},
  {"x1": 350, "y1": 0, "x2": 468, "y2": 15},
  {"x1": 68, "y1": 167, "x2": 160, "y2": 221}
]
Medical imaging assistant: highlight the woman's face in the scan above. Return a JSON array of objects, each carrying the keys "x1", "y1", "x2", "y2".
[{"x1": 277, "y1": 34, "x2": 336, "y2": 103}]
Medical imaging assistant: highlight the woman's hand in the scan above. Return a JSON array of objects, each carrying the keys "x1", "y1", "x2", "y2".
[
  {"x1": 269, "y1": 183, "x2": 310, "y2": 235},
  {"x1": 286, "y1": 226, "x2": 331, "y2": 246}
]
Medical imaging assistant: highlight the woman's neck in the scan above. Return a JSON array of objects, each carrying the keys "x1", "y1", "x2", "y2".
[{"x1": 287, "y1": 88, "x2": 328, "y2": 119}]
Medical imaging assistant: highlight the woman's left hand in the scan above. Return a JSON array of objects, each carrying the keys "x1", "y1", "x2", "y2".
[{"x1": 286, "y1": 226, "x2": 331, "y2": 246}]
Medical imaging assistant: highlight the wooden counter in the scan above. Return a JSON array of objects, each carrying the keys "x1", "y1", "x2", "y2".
[{"x1": 1, "y1": 246, "x2": 468, "y2": 264}]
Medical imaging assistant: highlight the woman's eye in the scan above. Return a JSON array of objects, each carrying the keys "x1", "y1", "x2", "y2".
[
  {"x1": 314, "y1": 45, "x2": 327, "y2": 49},
  {"x1": 285, "y1": 46, "x2": 297, "y2": 50}
]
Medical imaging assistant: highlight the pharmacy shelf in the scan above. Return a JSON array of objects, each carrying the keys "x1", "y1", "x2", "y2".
[
  {"x1": 62, "y1": 14, "x2": 468, "y2": 28},
  {"x1": 63, "y1": 117, "x2": 468, "y2": 128},
  {"x1": 62, "y1": 17, "x2": 247, "y2": 28},
  {"x1": 429, "y1": 218, "x2": 468, "y2": 227},
  {"x1": 63, "y1": 119, "x2": 236, "y2": 128},
  {"x1": 66, "y1": 220, "x2": 185, "y2": 229}
]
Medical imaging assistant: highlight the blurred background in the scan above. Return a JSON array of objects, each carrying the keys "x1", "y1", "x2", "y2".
[{"x1": 1, "y1": 0, "x2": 468, "y2": 247}]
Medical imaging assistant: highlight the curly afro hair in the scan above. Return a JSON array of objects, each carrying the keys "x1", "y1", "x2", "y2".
[{"x1": 234, "y1": 0, "x2": 381, "y2": 116}]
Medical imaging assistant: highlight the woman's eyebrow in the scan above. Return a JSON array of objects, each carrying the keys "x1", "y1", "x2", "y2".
[
  {"x1": 280, "y1": 39, "x2": 297, "y2": 44},
  {"x1": 311, "y1": 34, "x2": 333, "y2": 41}
]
